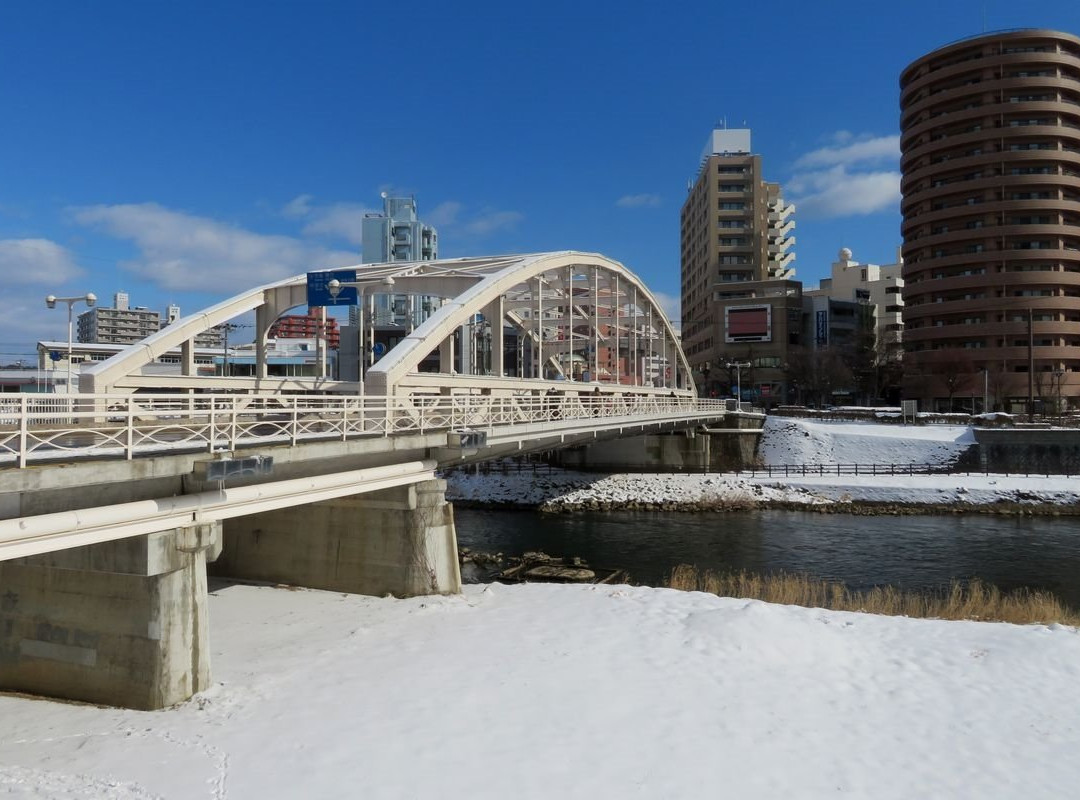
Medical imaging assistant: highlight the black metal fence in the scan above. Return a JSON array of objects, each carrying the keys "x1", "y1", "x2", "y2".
[{"x1": 441, "y1": 459, "x2": 1074, "y2": 478}]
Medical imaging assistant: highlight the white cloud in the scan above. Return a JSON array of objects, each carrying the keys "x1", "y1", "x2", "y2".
[
  {"x1": 300, "y1": 203, "x2": 373, "y2": 246},
  {"x1": 794, "y1": 134, "x2": 900, "y2": 170},
  {"x1": 0, "y1": 239, "x2": 83, "y2": 285},
  {"x1": 0, "y1": 239, "x2": 89, "y2": 355},
  {"x1": 281, "y1": 194, "x2": 314, "y2": 219},
  {"x1": 73, "y1": 203, "x2": 358, "y2": 293},
  {"x1": 651, "y1": 290, "x2": 681, "y2": 333},
  {"x1": 427, "y1": 201, "x2": 462, "y2": 227},
  {"x1": 787, "y1": 166, "x2": 901, "y2": 219},
  {"x1": 280, "y1": 195, "x2": 375, "y2": 246},
  {"x1": 786, "y1": 132, "x2": 901, "y2": 220},
  {"x1": 463, "y1": 209, "x2": 523, "y2": 236},
  {"x1": 616, "y1": 193, "x2": 662, "y2": 209}
]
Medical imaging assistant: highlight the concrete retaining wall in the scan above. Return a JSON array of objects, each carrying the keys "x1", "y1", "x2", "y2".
[
  {"x1": 970, "y1": 428, "x2": 1080, "y2": 474},
  {"x1": 213, "y1": 479, "x2": 460, "y2": 597}
]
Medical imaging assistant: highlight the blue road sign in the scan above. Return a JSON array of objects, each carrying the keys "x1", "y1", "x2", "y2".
[
  {"x1": 306, "y1": 270, "x2": 359, "y2": 306},
  {"x1": 372, "y1": 342, "x2": 387, "y2": 358}
]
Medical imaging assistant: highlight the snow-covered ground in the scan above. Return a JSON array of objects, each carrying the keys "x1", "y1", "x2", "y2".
[
  {"x1": 445, "y1": 417, "x2": 1080, "y2": 510},
  {"x1": 758, "y1": 414, "x2": 976, "y2": 466},
  {"x1": 3, "y1": 582, "x2": 1080, "y2": 799}
]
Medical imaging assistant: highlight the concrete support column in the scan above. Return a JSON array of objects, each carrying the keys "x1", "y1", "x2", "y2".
[
  {"x1": 255, "y1": 305, "x2": 271, "y2": 380},
  {"x1": 181, "y1": 339, "x2": 195, "y2": 377},
  {"x1": 0, "y1": 522, "x2": 221, "y2": 710},
  {"x1": 487, "y1": 299, "x2": 505, "y2": 377},
  {"x1": 214, "y1": 479, "x2": 460, "y2": 597},
  {"x1": 440, "y1": 334, "x2": 454, "y2": 375}
]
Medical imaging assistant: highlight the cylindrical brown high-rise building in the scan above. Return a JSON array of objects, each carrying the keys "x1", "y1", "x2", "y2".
[{"x1": 900, "y1": 29, "x2": 1080, "y2": 413}]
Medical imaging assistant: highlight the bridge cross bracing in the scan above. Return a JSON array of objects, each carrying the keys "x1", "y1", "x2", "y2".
[{"x1": 77, "y1": 251, "x2": 692, "y2": 400}]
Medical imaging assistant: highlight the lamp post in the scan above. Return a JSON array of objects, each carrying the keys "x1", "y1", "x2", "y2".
[
  {"x1": 45, "y1": 292, "x2": 96, "y2": 394},
  {"x1": 726, "y1": 360, "x2": 751, "y2": 404},
  {"x1": 328, "y1": 275, "x2": 396, "y2": 395}
]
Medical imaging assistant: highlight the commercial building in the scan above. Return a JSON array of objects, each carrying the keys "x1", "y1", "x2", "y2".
[
  {"x1": 680, "y1": 128, "x2": 798, "y2": 402},
  {"x1": 77, "y1": 292, "x2": 160, "y2": 345},
  {"x1": 900, "y1": 29, "x2": 1080, "y2": 412},
  {"x1": 269, "y1": 309, "x2": 340, "y2": 349},
  {"x1": 342, "y1": 195, "x2": 441, "y2": 381},
  {"x1": 808, "y1": 248, "x2": 905, "y2": 346}
]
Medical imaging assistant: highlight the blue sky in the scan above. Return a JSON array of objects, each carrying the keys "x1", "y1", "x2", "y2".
[{"x1": 3, "y1": 0, "x2": 1080, "y2": 362}]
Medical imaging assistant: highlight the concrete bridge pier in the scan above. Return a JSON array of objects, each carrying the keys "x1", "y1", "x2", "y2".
[
  {"x1": 553, "y1": 413, "x2": 765, "y2": 472},
  {"x1": 212, "y1": 478, "x2": 461, "y2": 597},
  {"x1": 0, "y1": 522, "x2": 220, "y2": 710}
]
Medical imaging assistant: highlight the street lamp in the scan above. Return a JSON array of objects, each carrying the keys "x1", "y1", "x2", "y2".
[
  {"x1": 45, "y1": 292, "x2": 96, "y2": 394},
  {"x1": 328, "y1": 275, "x2": 396, "y2": 395},
  {"x1": 726, "y1": 360, "x2": 751, "y2": 405}
]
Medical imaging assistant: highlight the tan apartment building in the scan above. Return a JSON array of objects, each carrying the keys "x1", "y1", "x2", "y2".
[
  {"x1": 900, "y1": 28, "x2": 1080, "y2": 412},
  {"x1": 680, "y1": 128, "x2": 798, "y2": 402}
]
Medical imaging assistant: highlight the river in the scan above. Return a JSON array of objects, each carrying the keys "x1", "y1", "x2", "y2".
[{"x1": 454, "y1": 508, "x2": 1080, "y2": 609}]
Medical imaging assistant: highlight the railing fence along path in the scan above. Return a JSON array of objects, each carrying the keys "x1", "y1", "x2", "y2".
[{"x1": 0, "y1": 392, "x2": 722, "y2": 469}]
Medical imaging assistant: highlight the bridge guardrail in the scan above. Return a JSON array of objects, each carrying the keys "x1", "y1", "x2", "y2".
[{"x1": 0, "y1": 392, "x2": 731, "y2": 469}]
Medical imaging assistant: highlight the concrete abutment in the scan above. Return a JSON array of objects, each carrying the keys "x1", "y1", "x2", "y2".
[
  {"x1": 0, "y1": 523, "x2": 220, "y2": 710},
  {"x1": 552, "y1": 413, "x2": 764, "y2": 472},
  {"x1": 212, "y1": 478, "x2": 461, "y2": 597}
]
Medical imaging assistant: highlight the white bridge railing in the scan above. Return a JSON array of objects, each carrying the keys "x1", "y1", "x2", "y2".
[{"x1": 0, "y1": 392, "x2": 730, "y2": 469}]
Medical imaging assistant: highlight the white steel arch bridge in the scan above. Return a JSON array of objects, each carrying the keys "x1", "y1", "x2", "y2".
[
  {"x1": 3, "y1": 251, "x2": 737, "y2": 469},
  {"x1": 80, "y1": 251, "x2": 692, "y2": 399}
]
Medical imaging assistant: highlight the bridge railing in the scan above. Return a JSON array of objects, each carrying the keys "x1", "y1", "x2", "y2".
[{"x1": 0, "y1": 392, "x2": 731, "y2": 469}]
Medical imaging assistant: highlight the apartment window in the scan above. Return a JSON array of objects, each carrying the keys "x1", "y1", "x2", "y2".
[{"x1": 719, "y1": 202, "x2": 745, "y2": 210}]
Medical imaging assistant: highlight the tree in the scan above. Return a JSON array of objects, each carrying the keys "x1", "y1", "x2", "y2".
[
  {"x1": 932, "y1": 349, "x2": 975, "y2": 412},
  {"x1": 784, "y1": 346, "x2": 853, "y2": 407}
]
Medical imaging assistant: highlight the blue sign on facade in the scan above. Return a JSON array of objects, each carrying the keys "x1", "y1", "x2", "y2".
[
  {"x1": 815, "y1": 309, "x2": 828, "y2": 345},
  {"x1": 306, "y1": 270, "x2": 359, "y2": 306}
]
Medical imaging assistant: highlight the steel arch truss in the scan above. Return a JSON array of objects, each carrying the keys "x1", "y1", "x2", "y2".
[{"x1": 82, "y1": 251, "x2": 692, "y2": 398}]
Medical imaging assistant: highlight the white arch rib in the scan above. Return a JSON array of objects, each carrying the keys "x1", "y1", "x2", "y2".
[{"x1": 79, "y1": 252, "x2": 688, "y2": 395}]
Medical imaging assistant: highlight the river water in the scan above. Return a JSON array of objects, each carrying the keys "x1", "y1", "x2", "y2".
[{"x1": 454, "y1": 508, "x2": 1080, "y2": 609}]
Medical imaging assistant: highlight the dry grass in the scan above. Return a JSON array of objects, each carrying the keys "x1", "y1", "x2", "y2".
[{"x1": 667, "y1": 565, "x2": 1080, "y2": 626}]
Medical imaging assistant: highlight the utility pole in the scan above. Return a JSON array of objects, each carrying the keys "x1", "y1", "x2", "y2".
[{"x1": 1028, "y1": 307, "x2": 1034, "y2": 417}]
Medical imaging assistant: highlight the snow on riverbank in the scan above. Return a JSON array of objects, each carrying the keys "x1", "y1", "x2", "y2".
[
  {"x1": 444, "y1": 416, "x2": 1080, "y2": 510},
  {"x1": 3, "y1": 582, "x2": 1079, "y2": 799},
  {"x1": 758, "y1": 415, "x2": 976, "y2": 466},
  {"x1": 445, "y1": 468, "x2": 1080, "y2": 510}
]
